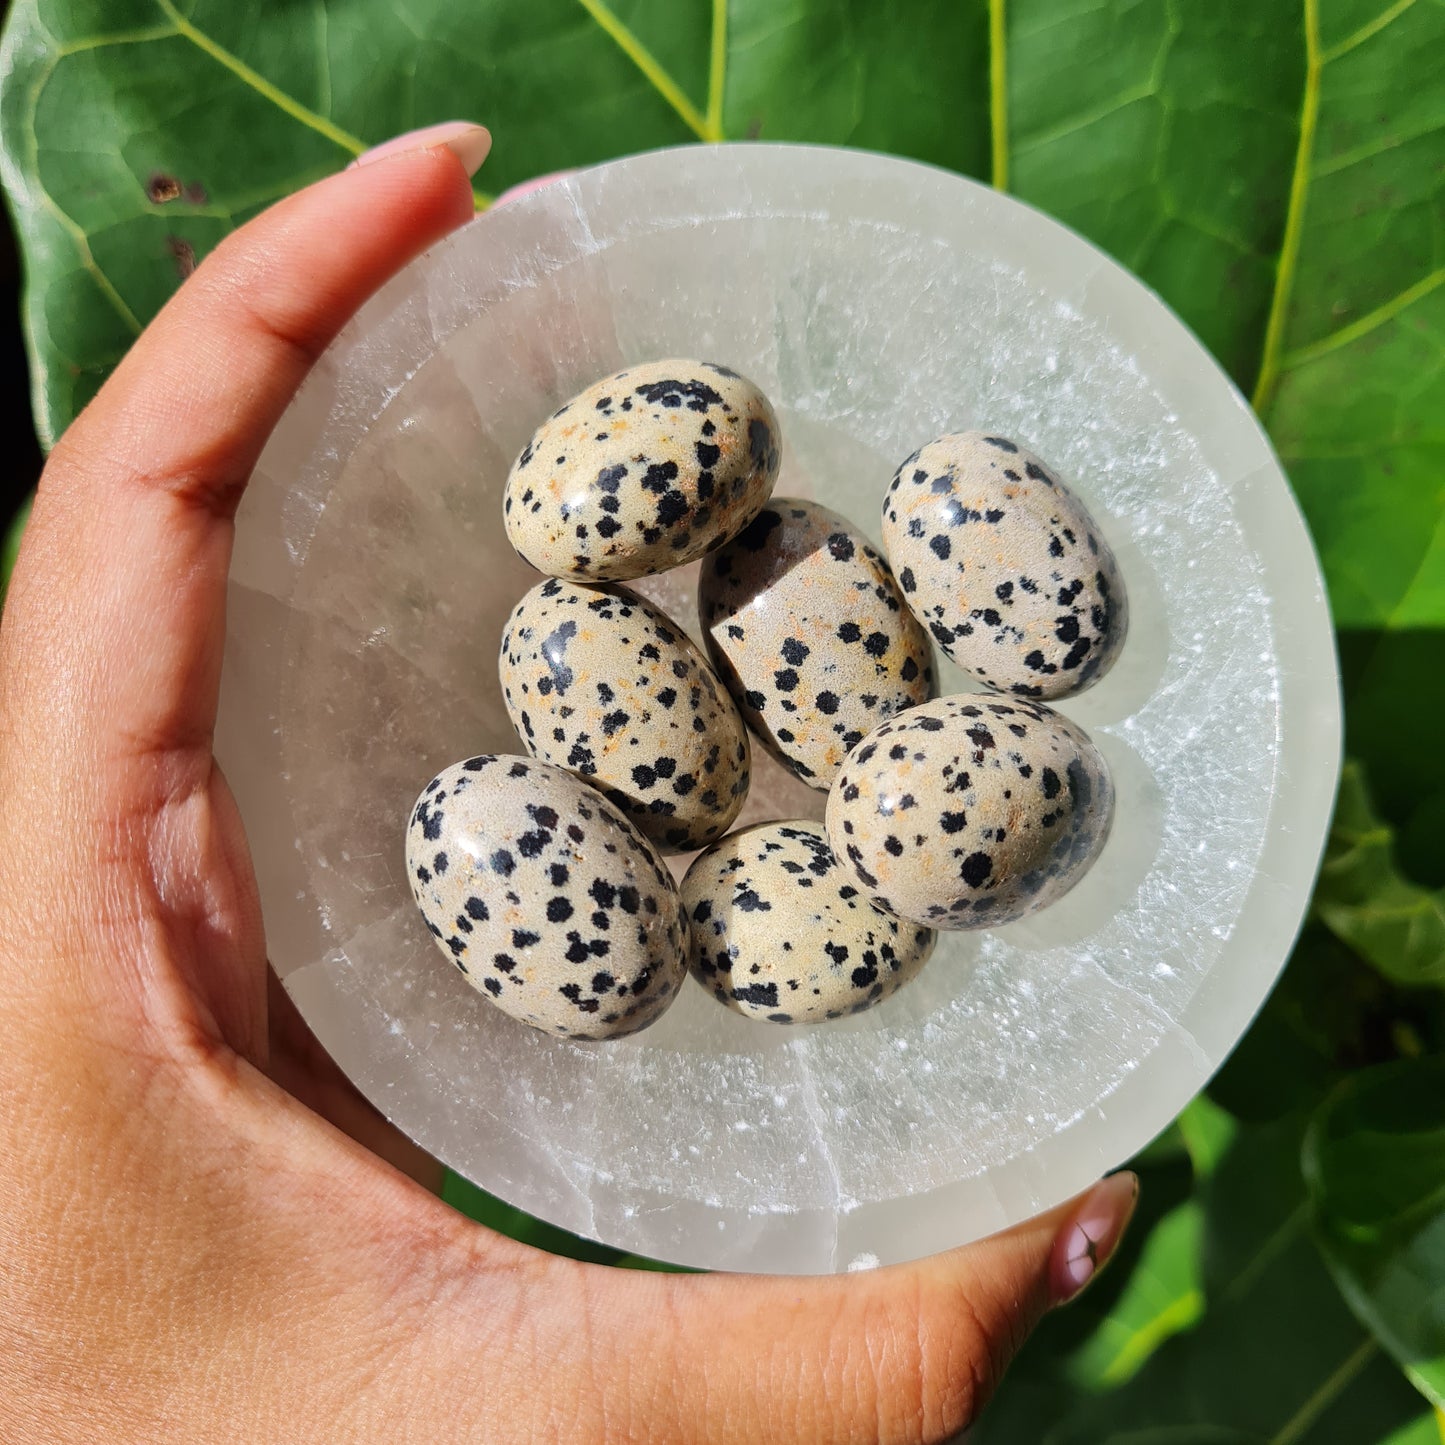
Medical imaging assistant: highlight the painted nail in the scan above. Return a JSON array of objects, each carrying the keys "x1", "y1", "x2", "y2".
[
  {"x1": 351, "y1": 122, "x2": 492, "y2": 177},
  {"x1": 493, "y1": 170, "x2": 575, "y2": 208},
  {"x1": 1050, "y1": 1171, "x2": 1139, "y2": 1305}
]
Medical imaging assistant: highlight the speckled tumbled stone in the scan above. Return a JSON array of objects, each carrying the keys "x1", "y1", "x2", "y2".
[
  {"x1": 825, "y1": 695, "x2": 1113, "y2": 930},
  {"x1": 681, "y1": 821, "x2": 936, "y2": 1023},
  {"x1": 698, "y1": 499, "x2": 935, "y2": 791},
  {"x1": 406, "y1": 755, "x2": 687, "y2": 1038},
  {"x1": 881, "y1": 432, "x2": 1127, "y2": 699},
  {"x1": 499, "y1": 577, "x2": 750, "y2": 852},
  {"x1": 503, "y1": 359, "x2": 782, "y2": 580}
]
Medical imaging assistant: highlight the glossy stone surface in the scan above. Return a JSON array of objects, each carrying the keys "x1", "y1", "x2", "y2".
[
  {"x1": 500, "y1": 577, "x2": 750, "y2": 851},
  {"x1": 882, "y1": 432, "x2": 1128, "y2": 699},
  {"x1": 503, "y1": 359, "x2": 781, "y2": 580},
  {"x1": 826, "y1": 696, "x2": 1114, "y2": 929},
  {"x1": 682, "y1": 821, "x2": 936, "y2": 1024},
  {"x1": 221, "y1": 145, "x2": 1340, "y2": 1274},
  {"x1": 405, "y1": 756, "x2": 687, "y2": 1039},
  {"x1": 699, "y1": 499, "x2": 935, "y2": 789}
]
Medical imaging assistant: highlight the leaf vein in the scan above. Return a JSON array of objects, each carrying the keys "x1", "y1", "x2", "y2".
[
  {"x1": 1250, "y1": 0, "x2": 1321, "y2": 414},
  {"x1": 989, "y1": 0, "x2": 1008, "y2": 189},
  {"x1": 706, "y1": 0, "x2": 728, "y2": 140},
  {"x1": 575, "y1": 0, "x2": 716, "y2": 142},
  {"x1": 1281, "y1": 266, "x2": 1445, "y2": 371},
  {"x1": 1320, "y1": 0, "x2": 1421, "y2": 63},
  {"x1": 153, "y1": 0, "x2": 364, "y2": 158}
]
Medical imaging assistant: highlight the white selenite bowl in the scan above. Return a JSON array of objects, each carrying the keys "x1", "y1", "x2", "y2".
[{"x1": 219, "y1": 144, "x2": 1340, "y2": 1273}]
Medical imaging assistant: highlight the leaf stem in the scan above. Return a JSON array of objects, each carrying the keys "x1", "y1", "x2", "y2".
[
  {"x1": 989, "y1": 0, "x2": 1009, "y2": 189},
  {"x1": 1270, "y1": 1337, "x2": 1377, "y2": 1445},
  {"x1": 1251, "y1": 0, "x2": 1321, "y2": 415}
]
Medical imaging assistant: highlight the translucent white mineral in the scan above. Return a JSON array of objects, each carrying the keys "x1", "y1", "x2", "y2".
[{"x1": 218, "y1": 145, "x2": 1339, "y2": 1274}]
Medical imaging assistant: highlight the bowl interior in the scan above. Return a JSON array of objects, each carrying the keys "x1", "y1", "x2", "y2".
[{"x1": 220, "y1": 144, "x2": 1339, "y2": 1273}]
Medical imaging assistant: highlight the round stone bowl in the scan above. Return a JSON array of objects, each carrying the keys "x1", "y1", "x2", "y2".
[{"x1": 218, "y1": 143, "x2": 1340, "y2": 1274}]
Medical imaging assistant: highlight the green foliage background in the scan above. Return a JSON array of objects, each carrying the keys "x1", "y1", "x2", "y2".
[{"x1": 2, "y1": 0, "x2": 1442, "y2": 1436}]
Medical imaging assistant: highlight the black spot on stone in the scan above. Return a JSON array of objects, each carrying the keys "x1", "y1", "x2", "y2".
[
  {"x1": 960, "y1": 851, "x2": 993, "y2": 887},
  {"x1": 736, "y1": 508, "x2": 783, "y2": 552},
  {"x1": 733, "y1": 981, "x2": 779, "y2": 1007},
  {"x1": 929, "y1": 534, "x2": 951, "y2": 560}
]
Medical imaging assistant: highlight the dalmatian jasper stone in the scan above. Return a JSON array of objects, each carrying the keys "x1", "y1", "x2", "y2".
[
  {"x1": 406, "y1": 755, "x2": 687, "y2": 1039},
  {"x1": 503, "y1": 359, "x2": 782, "y2": 581},
  {"x1": 825, "y1": 695, "x2": 1113, "y2": 930},
  {"x1": 698, "y1": 499, "x2": 936, "y2": 791},
  {"x1": 681, "y1": 821, "x2": 937, "y2": 1023},
  {"x1": 499, "y1": 577, "x2": 750, "y2": 853},
  {"x1": 881, "y1": 432, "x2": 1127, "y2": 700}
]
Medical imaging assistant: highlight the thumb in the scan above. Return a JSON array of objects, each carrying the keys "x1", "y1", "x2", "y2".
[{"x1": 642, "y1": 1170, "x2": 1140, "y2": 1442}]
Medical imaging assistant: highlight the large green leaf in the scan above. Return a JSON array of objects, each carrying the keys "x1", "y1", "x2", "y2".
[
  {"x1": 1306, "y1": 1058, "x2": 1445, "y2": 1408},
  {"x1": 0, "y1": 0, "x2": 991, "y2": 445},
  {"x1": 1316, "y1": 763, "x2": 1445, "y2": 988}
]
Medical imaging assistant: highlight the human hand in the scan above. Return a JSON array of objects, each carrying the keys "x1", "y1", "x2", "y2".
[{"x1": 0, "y1": 122, "x2": 1137, "y2": 1443}]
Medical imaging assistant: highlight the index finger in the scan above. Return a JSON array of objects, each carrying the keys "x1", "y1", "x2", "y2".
[{"x1": 1, "y1": 131, "x2": 485, "y2": 794}]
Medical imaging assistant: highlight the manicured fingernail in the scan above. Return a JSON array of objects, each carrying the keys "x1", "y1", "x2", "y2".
[
  {"x1": 493, "y1": 171, "x2": 575, "y2": 207},
  {"x1": 1050, "y1": 1171, "x2": 1138, "y2": 1305},
  {"x1": 351, "y1": 122, "x2": 492, "y2": 177}
]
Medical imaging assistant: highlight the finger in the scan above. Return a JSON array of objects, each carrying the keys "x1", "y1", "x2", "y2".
[
  {"x1": 631, "y1": 1173, "x2": 1140, "y2": 1443},
  {"x1": 1, "y1": 127, "x2": 486, "y2": 792},
  {"x1": 493, "y1": 170, "x2": 574, "y2": 207}
]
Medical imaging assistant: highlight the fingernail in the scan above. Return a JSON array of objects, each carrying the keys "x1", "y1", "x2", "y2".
[
  {"x1": 351, "y1": 122, "x2": 492, "y2": 177},
  {"x1": 493, "y1": 170, "x2": 576, "y2": 208},
  {"x1": 1050, "y1": 1171, "x2": 1138, "y2": 1305}
]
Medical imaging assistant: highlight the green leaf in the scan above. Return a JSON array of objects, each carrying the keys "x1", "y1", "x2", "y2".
[
  {"x1": 1006, "y1": 0, "x2": 1303, "y2": 389},
  {"x1": 1, "y1": 496, "x2": 29, "y2": 597},
  {"x1": 1305, "y1": 1058, "x2": 1445, "y2": 1409},
  {"x1": 1256, "y1": 0, "x2": 1445, "y2": 634},
  {"x1": 1316, "y1": 763, "x2": 1445, "y2": 988},
  {"x1": 1063, "y1": 1199, "x2": 1206, "y2": 1391},
  {"x1": 1380, "y1": 1413, "x2": 1445, "y2": 1445},
  {"x1": 979, "y1": 1117, "x2": 1426, "y2": 1443},
  {"x1": 0, "y1": 0, "x2": 993, "y2": 447}
]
